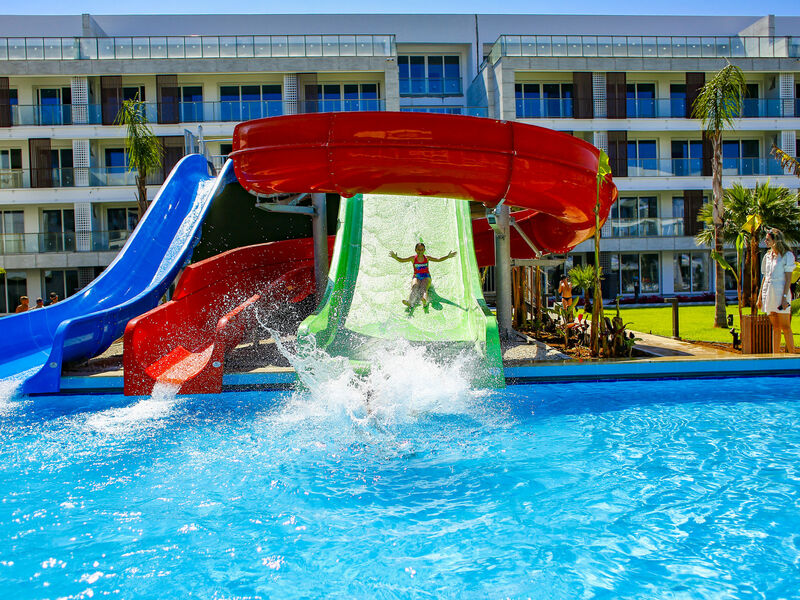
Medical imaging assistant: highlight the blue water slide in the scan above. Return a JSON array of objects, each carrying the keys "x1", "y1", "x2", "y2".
[{"x1": 0, "y1": 155, "x2": 236, "y2": 395}]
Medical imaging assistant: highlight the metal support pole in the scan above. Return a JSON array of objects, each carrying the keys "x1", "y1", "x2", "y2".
[
  {"x1": 311, "y1": 193, "x2": 329, "y2": 303},
  {"x1": 494, "y1": 204, "x2": 513, "y2": 339}
]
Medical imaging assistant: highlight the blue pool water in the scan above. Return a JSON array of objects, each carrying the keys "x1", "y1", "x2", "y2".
[{"x1": 2, "y1": 371, "x2": 800, "y2": 598}]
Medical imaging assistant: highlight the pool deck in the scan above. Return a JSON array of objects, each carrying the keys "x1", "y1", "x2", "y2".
[{"x1": 48, "y1": 330, "x2": 800, "y2": 396}]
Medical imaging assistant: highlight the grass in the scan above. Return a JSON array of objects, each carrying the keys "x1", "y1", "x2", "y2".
[{"x1": 577, "y1": 304, "x2": 800, "y2": 343}]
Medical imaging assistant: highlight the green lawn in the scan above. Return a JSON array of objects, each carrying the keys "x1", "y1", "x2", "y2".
[{"x1": 581, "y1": 304, "x2": 800, "y2": 343}]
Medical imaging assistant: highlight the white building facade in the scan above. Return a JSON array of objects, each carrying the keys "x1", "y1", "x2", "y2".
[{"x1": 0, "y1": 13, "x2": 798, "y2": 311}]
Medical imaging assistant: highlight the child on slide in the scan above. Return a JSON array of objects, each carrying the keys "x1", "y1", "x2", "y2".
[{"x1": 389, "y1": 243, "x2": 456, "y2": 307}]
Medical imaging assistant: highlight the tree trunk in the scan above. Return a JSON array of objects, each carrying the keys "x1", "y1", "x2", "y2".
[
  {"x1": 711, "y1": 133, "x2": 727, "y2": 328},
  {"x1": 136, "y1": 170, "x2": 148, "y2": 222}
]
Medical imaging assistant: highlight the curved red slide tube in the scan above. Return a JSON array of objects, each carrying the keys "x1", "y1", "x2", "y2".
[
  {"x1": 231, "y1": 112, "x2": 617, "y2": 254},
  {"x1": 123, "y1": 238, "x2": 328, "y2": 396}
]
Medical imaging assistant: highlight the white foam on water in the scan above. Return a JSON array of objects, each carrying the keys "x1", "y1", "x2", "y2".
[
  {"x1": 262, "y1": 322, "x2": 491, "y2": 430},
  {"x1": 83, "y1": 382, "x2": 181, "y2": 434},
  {"x1": 0, "y1": 367, "x2": 38, "y2": 416}
]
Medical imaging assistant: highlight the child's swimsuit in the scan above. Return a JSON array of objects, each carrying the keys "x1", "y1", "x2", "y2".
[{"x1": 413, "y1": 255, "x2": 430, "y2": 280}]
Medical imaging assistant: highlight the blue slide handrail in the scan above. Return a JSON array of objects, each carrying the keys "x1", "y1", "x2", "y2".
[{"x1": 0, "y1": 155, "x2": 236, "y2": 395}]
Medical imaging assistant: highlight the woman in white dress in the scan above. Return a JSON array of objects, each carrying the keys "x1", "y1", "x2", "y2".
[{"x1": 757, "y1": 228, "x2": 796, "y2": 353}]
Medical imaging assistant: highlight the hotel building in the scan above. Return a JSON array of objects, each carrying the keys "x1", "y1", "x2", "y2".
[{"x1": 0, "y1": 13, "x2": 798, "y2": 312}]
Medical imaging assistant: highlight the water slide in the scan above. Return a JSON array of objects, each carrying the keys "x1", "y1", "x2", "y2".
[
  {"x1": 0, "y1": 155, "x2": 229, "y2": 395},
  {"x1": 123, "y1": 237, "x2": 333, "y2": 396},
  {"x1": 299, "y1": 193, "x2": 505, "y2": 387}
]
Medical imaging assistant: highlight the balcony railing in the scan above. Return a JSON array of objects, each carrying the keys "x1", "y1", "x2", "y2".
[
  {"x1": 515, "y1": 98, "x2": 573, "y2": 118},
  {"x1": 602, "y1": 217, "x2": 686, "y2": 238},
  {"x1": 0, "y1": 168, "x2": 164, "y2": 189},
  {"x1": 624, "y1": 158, "x2": 791, "y2": 177},
  {"x1": 400, "y1": 105, "x2": 489, "y2": 117},
  {"x1": 0, "y1": 34, "x2": 396, "y2": 61},
  {"x1": 624, "y1": 97, "x2": 788, "y2": 119},
  {"x1": 5, "y1": 99, "x2": 386, "y2": 126},
  {"x1": 399, "y1": 78, "x2": 462, "y2": 96},
  {"x1": 0, "y1": 230, "x2": 133, "y2": 255},
  {"x1": 493, "y1": 35, "x2": 800, "y2": 61}
]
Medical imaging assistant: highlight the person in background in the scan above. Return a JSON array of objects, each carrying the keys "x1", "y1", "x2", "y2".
[
  {"x1": 558, "y1": 275, "x2": 573, "y2": 318},
  {"x1": 34, "y1": 298, "x2": 44, "y2": 309},
  {"x1": 46, "y1": 292, "x2": 59, "y2": 306},
  {"x1": 14, "y1": 296, "x2": 29, "y2": 313},
  {"x1": 757, "y1": 228, "x2": 796, "y2": 353}
]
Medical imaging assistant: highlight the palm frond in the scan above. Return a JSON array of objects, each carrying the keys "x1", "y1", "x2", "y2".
[
  {"x1": 770, "y1": 144, "x2": 800, "y2": 177},
  {"x1": 114, "y1": 94, "x2": 163, "y2": 176},
  {"x1": 691, "y1": 63, "x2": 747, "y2": 134}
]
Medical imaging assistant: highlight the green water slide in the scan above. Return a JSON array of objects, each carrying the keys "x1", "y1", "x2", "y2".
[{"x1": 298, "y1": 193, "x2": 504, "y2": 388}]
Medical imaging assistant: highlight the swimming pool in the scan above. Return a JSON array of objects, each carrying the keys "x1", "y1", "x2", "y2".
[{"x1": 2, "y1": 370, "x2": 799, "y2": 598}]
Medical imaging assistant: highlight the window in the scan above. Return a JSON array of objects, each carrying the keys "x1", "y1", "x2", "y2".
[
  {"x1": 42, "y1": 208, "x2": 75, "y2": 252},
  {"x1": 609, "y1": 196, "x2": 657, "y2": 237},
  {"x1": 180, "y1": 86, "x2": 203, "y2": 122},
  {"x1": 103, "y1": 148, "x2": 129, "y2": 186},
  {"x1": 608, "y1": 253, "x2": 660, "y2": 295},
  {"x1": 674, "y1": 252, "x2": 709, "y2": 292},
  {"x1": 671, "y1": 140, "x2": 703, "y2": 176},
  {"x1": 627, "y1": 140, "x2": 658, "y2": 176},
  {"x1": 0, "y1": 210, "x2": 24, "y2": 254},
  {"x1": 722, "y1": 139, "x2": 759, "y2": 175},
  {"x1": 626, "y1": 83, "x2": 656, "y2": 118},
  {"x1": 107, "y1": 207, "x2": 137, "y2": 249},
  {"x1": 742, "y1": 83, "x2": 759, "y2": 117},
  {"x1": 515, "y1": 83, "x2": 573, "y2": 118},
  {"x1": 42, "y1": 269, "x2": 80, "y2": 302},
  {"x1": 670, "y1": 84, "x2": 686, "y2": 117},
  {"x1": 50, "y1": 148, "x2": 73, "y2": 187},
  {"x1": 0, "y1": 148, "x2": 23, "y2": 188},
  {"x1": 0, "y1": 270, "x2": 26, "y2": 313},
  {"x1": 399, "y1": 55, "x2": 461, "y2": 96},
  {"x1": 37, "y1": 87, "x2": 71, "y2": 125},
  {"x1": 669, "y1": 197, "x2": 685, "y2": 236},
  {"x1": 306, "y1": 83, "x2": 380, "y2": 113},
  {"x1": 122, "y1": 86, "x2": 145, "y2": 102},
  {"x1": 220, "y1": 85, "x2": 282, "y2": 121}
]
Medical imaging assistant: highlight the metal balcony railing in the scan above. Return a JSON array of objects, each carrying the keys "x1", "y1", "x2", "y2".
[
  {"x1": 624, "y1": 157, "x2": 792, "y2": 177},
  {"x1": 493, "y1": 34, "x2": 800, "y2": 61},
  {"x1": 400, "y1": 106, "x2": 489, "y2": 117},
  {"x1": 601, "y1": 217, "x2": 687, "y2": 238},
  {"x1": 624, "y1": 97, "x2": 789, "y2": 119},
  {"x1": 0, "y1": 230, "x2": 133, "y2": 255},
  {"x1": 0, "y1": 34, "x2": 396, "y2": 61},
  {"x1": 399, "y1": 77, "x2": 462, "y2": 96}
]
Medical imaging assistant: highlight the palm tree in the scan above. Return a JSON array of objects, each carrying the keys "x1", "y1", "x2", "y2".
[
  {"x1": 114, "y1": 94, "x2": 163, "y2": 220},
  {"x1": 691, "y1": 61, "x2": 747, "y2": 328},
  {"x1": 697, "y1": 181, "x2": 800, "y2": 313},
  {"x1": 568, "y1": 263, "x2": 599, "y2": 311}
]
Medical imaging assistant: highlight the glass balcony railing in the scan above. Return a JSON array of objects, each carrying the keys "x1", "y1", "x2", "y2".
[
  {"x1": 399, "y1": 78, "x2": 462, "y2": 96},
  {"x1": 624, "y1": 157, "x2": 792, "y2": 177},
  {"x1": 0, "y1": 34, "x2": 396, "y2": 61},
  {"x1": 0, "y1": 168, "x2": 164, "y2": 189},
  {"x1": 400, "y1": 106, "x2": 489, "y2": 117},
  {"x1": 602, "y1": 217, "x2": 686, "y2": 238},
  {"x1": 494, "y1": 35, "x2": 800, "y2": 62},
  {"x1": 515, "y1": 97, "x2": 573, "y2": 118},
  {"x1": 0, "y1": 230, "x2": 134, "y2": 255},
  {"x1": 5, "y1": 100, "x2": 388, "y2": 126}
]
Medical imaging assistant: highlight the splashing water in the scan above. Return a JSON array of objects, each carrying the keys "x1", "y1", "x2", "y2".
[
  {"x1": 0, "y1": 367, "x2": 38, "y2": 416},
  {"x1": 83, "y1": 382, "x2": 181, "y2": 434}
]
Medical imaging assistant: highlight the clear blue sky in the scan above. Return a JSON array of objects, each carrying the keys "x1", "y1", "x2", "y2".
[{"x1": 6, "y1": 0, "x2": 800, "y2": 16}]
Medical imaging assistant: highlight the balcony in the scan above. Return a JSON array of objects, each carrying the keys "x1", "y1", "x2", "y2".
[
  {"x1": 0, "y1": 34, "x2": 396, "y2": 61},
  {"x1": 0, "y1": 168, "x2": 164, "y2": 189},
  {"x1": 399, "y1": 78, "x2": 462, "y2": 96},
  {"x1": 624, "y1": 158, "x2": 790, "y2": 177},
  {"x1": 624, "y1": 97, "x2": 788, "y2": 119},
  {"x1": 492, "y1": 34, "x2": 800, "y2": 62},
  {"x1": 400, "y1": 106, "x2": 489, "y2": 117},
  {"x1": 515, "y1": 97, "x2": 573, "y2": 119},
  {"x1": 0, "y1": 230, "x2": 133, "y2": 255},
  {"x1": 602, "y1": 217, "x2": 686, "y2": 238},
  {"x1": 4, "y1": 99, "x2": 386, "y2": 126}
]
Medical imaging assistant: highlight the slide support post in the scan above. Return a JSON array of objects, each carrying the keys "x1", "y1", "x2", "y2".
[
  {"x1": 312, "y1": 193, "x2": 329, "y2": 303},
  {"x1": 494, "y1": 204, "x2": 513, "y2": 339}
]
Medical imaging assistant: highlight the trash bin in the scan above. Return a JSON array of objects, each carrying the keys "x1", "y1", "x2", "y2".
[{"x1": 741, "y1": 314, "x2": 773, "y2": 354}]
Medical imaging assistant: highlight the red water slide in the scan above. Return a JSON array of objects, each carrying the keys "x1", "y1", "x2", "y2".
[
  {"x1": 231, "y1": 112, "x2": 617, "y2": 254},
  {"x1": 123, "y1": 238, "x2": 326, "y2": 396}
]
